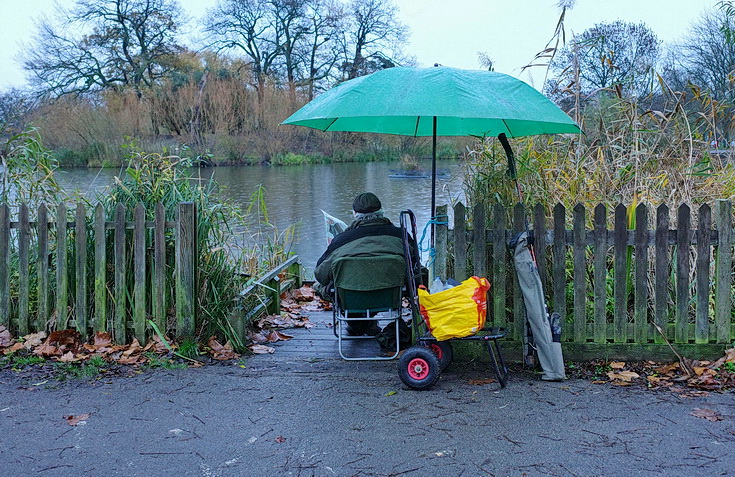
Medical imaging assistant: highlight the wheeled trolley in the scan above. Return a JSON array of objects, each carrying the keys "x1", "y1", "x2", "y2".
[{"x1": 397, "y1": 210, "x2": 509, "y2": 390}]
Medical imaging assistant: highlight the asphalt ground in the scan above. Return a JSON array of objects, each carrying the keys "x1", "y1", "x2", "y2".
[{"x1": 1, "y1": 312, "x2": 733, "y2": 477}]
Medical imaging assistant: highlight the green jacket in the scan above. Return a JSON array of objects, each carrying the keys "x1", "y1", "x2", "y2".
[{"x1": 314, "y1": 216, "x2": 413, "y2": 290}]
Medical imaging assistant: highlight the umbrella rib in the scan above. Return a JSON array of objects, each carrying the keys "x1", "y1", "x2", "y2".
[
  {"x1": 413, "y1": 116, "x2": 420, "y2": 137},
  {"x1": 502, "y1": 119, "x2": 514, "y2": 137},
  {"x1": 323, "y1": 117, "x2": 339, "y2": 132}
]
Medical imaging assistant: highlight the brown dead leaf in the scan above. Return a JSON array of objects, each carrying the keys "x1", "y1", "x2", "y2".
[
  {"x1": 208, "y1": 337, "x2": 240, "y2": 360},
  {"x1": 33, "y1": 342, "x2": 61, "y2": 357},
  {"x1": 610, "y1": 381, "x2": 633, "y2": 386},
  {"x1": 22, "y1": 331, "x2": 47, "y2": 349},
  {"x1": 59, "y1": 351, "x2": 82, "y2": 363},
  {"x1": 0, "y1": 326, "x2": 12, "y2": 347},
  {"x1": 591, "y1": 380, "x2": 607, "y2": 384},
  {"x1": 63, "y1": 414, "x2": 90, "y2": 426},
  {"x1": 292, "y1": 286, "x2": 315, "y2": 301},
  {"x1": 266, "y1": 330, "x2": 293, "y2": 342},
  {"x1": 275, "y1": 436, "x2": 287, "y2": 443},
  {"x1": 93, "y1": 332, "x2": 113, "y2": 346},
  {"x1": 607, "y1": 371, "x2": 640, "y2": 382},
  {"x1": 248, "y1": 344, "x2": 275, "y2": 354},
  {"x1": 655, "y1": 363, "x2": 680, "y2": 374},
  {"x1": 4, "y1": 342, "x2": 25, "y2": 355},
  {"x1": 646, "y1": 376, "x2": 671, "y2": 385},
  {"x1": 468, "y1": 378, "x2": 497, "y2": 386},
  {"x1": 690, "y1": 408, "x2": 723, "y2": 422},
  {"x1": 48, "y1": 330, "x2": 82, "y2": 349},
  {"x1": 609, "y1": 361, "x2": 626, "y2": 369}
]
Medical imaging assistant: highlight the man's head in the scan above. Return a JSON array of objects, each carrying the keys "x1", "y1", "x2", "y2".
[{"x1": 352, "y1": 192, "x2": 382, "y2": 214}]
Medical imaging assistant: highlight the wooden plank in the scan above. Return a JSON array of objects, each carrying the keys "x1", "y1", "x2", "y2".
[
  {"x1": 453, "y1": 202, "x2": 467, "y2": 281},
  {"x1": 533, "y1": 203, "x2": 548, "y2": 296},
  {"x1": 56, "y1": 203, "x2": 68, "y2": 330},
  {"x1": 94, "y1": 203, "x2": 106, "y2": 333},
  {"x1": 434, "y1": 204, "x2": 448, "y2": 280},
  {"x1": 472, "y1": 204, "x2": 487, "y2": 279},
  {"x1": 0, "y1": 204, "x2": 8, "y2": 328},
  {"x1": 18, "y1": 204, "x2": 30, "y2": 335},
  {"x1": 613, "y1": 203, "x2": 627, "y2": 343},
  {"x1": 153, "y1": 202, "x2": 166, "y2": 334},
  {"x1": 714, "y1": 200, "x2": 732, "y2": 343},
  {"x1": 75, "y1": 203, "x2": 87, "y2": 335},
  {"x1": 133, "y1": 203, "x2": 146, "y2": 343},
  {"x1": 634, "y1": 203, "x2": 649, "y2": 343},
  {"x1": 114, "y1": 204, "x2": 127, "y2": 343},
  {"x1": 37, "y1": 204, "x2": 49, "y2": 331},
  {"x1": 654, "y1": 205, "x2": 669, "y2": 344},
  {"x1": 491, "y1": 204, "x2": 505, "y2": 329},
  {"x1": 593, "y1": 203, "x2": 607, "y2": 343},
  {"x1": 573, "y1": 203, "x2": 587, "y2": 342},
  {"x1": 512, "y1": 203, "x2": 525, "y2": 341},
  {"x1": 675, "y1": 204, "x2": 691, "y2": 344},
  {"x1": 552, "y1": 203, "x2": 566, "y2": 340},
  {"x1": 176, "y1": 202, "x2": 197, "y2": 338},
  {"x1": 695, "y1": 204, "x2": 711, "y2": 344}
]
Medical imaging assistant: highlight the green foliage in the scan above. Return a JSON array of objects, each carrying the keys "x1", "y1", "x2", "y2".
[{"x1": 142, "y1": 352, "x2": 187, "y2": 370}]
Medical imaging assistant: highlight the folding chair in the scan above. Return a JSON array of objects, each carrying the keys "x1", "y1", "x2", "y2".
[{"x1": 331, "y1": 254, "x2": 406, "y2": 360}]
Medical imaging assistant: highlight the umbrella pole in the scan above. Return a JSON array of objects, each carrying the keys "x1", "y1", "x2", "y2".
[{"x1": 430, "y1": 116, "x2": 437, "y2": 248}]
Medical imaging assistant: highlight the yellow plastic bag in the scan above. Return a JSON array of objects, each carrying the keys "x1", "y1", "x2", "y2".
[{"x1": 418, "y1": 276, "x2": 490, "y2": 341}]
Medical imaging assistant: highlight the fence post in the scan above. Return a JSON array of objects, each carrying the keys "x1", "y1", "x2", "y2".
[
  {"x1": 176, "y1": 202, "x2": 197, "y2": 338},
  {"x1": 714, "y1": 200, "x2": 733, "y2": 343},
  {"x1": 593, "y1": 204, "x2": 607, "y2": 343},
  {"x1": 573, "y1": 204, "x2": 587, "y2": 342},
  {"x1": 675, "y1": 204, "x2": 691, "y2": 344},
  {"x1": 18, "y1": 204, "x2": 29, "y2": 335},
  {"x1": 75, "y1": 203, "x2": 87, "y2": 335},
  {"x1": 453, "y1": 202, "x2": 467, "y2": 281},
  {"x1": 56, "y1": 203, "x2": 68, "y2": 330},
  {"x1": 473, "y1": 204, "x2": 487, "y2": 279},
  {"x1": 133, "y1": 202, "x2": 146, "y2": 343},
  {"x1": 491, "y1": 204, "x2": 505, "y2": 329},
  {"x1": 695, "y1": 204, "x2": 711, "y2": 344},
  {"x1": 114, "y1": 203, "x2": 126, "y2": 343},
  {"x1": 613, "y1": 203, "x2": 627, "y2": 343},
  {"x1": 654, "y1": 205, "x2": 670, "y2": 343},
  {"x1": 0, "y1": 204, "x2": 9, "y2": 328},
  {"x1": 153, "y1": 202, "x2": 166, "y2": 335},
  {"x1": 94, "y1": 203, "x2": 106, "y2": 333},
  {"x1": 434, "y1": 204, "x2": 448, "y2": 281},
  {"x1": 552, "y1": 204, "x2": 566, "y2": 339},
  {"x1": 37, "y1": 204, "x2": 49, "y2": 332},
  {"x1": 634, "y1": 204, "x2": 649, "y2": 343}
]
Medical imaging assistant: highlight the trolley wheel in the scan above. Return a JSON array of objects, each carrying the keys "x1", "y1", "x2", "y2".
[
  {"x1": 425, "y1": 341, "x2": 453, "y2": 370},
  {"x1": 398, "y1": 346, "x2": 440, "y2": 390}
]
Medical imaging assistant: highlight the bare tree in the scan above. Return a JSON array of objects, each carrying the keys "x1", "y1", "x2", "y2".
[
  {"x1": 549, "y1": 21, "x2": 660, "y2": 98},
  {"x1": 340, "y1": 0, "x2": 408, "y2": 79},
  {"x1": 298, "y1": 0, "x2": 345, "y2": 100},
  {"x1": 23, "y1": 0, "x2": 185, "y2": 98},
  {"x1": 678, "y1": 8, "x2": 735, "y2": 102}
]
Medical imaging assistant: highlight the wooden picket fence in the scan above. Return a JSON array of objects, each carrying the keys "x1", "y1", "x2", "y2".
[
  {"x1": 433, "y1": 201, "x2": 735, "y2": 360},
  {"x1": 0, "y1": 202, "x2": 197, "y2": 344}
]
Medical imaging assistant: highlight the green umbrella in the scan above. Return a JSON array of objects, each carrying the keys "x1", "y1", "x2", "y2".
[{"x1": 282, "y1": 66, "x2": 581, "y2": 234}]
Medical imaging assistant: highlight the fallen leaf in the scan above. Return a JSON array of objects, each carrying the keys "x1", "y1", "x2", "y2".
[
  {"x1": 93, "y1": 332, "x2": 113, "y2": 346},
  {"x1": 266, "y1": 330, "x2": 293, "y2": 342},
  {"x1": 59, "y1": 351, "x2": 81, "y2": 363},
  {"x1": 0, "y1": 326, "x2": 12, "y2": 347},
  {"x1": 292, "y1": 286, "x2": 315, "y2": 301},
  {"x1": 609, "y1": 361, "x2": 626, "y2": 369},
  {"x1": 48, "y1": 330, "x2": 82, "y2": 349},
  {"x1": 64, "y1": 413, "x2": 90, "y2": 426},
  {"x1": 468, "y1": 378, "x2": 497, "y2": 385},
  {"x1": 607, "y1": 371, "x2": 640, "y2": 382},
  {"x1": 4, "y1": 342, "x2": 25, "y2": 355},
  {"x1": 610, "y1": 381, "x2": 633, "y2": 386},
  {"x1": 208, "y1": 337, "x2": 241, "y2": 360},
  {"x1": 248, "y1": 344, "x2": 275, "y2": 355},
  {"x1": 690, "y1": 408, "x2": 723, "y2": 422},
  {"x1": 275, "y1": 436, "x2": 286, "y2": 443},
  {"x1": 591, "y1": 380, "x2": 607, "y2": 384},
  {"x1": 385, "y1": 390, "x2": 397, "y2": 396},
  {"x1": 22, "y1": 332, "x2": 47, "y2": 349},
  {"x1": 33, "y1": 342, "x2": 61, "y2": 357}
]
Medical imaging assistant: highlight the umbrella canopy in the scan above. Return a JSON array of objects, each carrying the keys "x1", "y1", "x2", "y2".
[
  {"x1": 282, "y1": 66, "x2": 581, "y2": 244},
  {"x1": 282, "y1": 66, "x2": 581, "y2": 138}
]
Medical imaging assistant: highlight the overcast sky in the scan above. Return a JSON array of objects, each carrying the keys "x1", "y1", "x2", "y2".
[{"x1": 0, "y1": 0, "x2": 722, "y2": 91}]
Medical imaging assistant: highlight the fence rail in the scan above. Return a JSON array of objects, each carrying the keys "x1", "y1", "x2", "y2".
[{"x1": 434, "y1": 200, "x2": 735, "y2": 360}]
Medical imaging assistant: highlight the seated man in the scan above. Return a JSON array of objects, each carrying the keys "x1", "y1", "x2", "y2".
[{"x1": 314, "y1": 192, "x2": 417, "y2": 336}]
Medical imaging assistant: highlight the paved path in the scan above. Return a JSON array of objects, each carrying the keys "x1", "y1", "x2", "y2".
[{"x1": 1, "y1": 312, "x2": 734, "y2": 476}]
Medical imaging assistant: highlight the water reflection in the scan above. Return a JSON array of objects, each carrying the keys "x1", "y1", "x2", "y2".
[{"x1": 56, "y1": 160, "x2": 467, "y2": 275}]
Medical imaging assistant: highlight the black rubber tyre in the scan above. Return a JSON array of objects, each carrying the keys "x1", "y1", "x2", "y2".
[
  {"x1": 398, "y1": 346, "x2": 441, "y2": 390},
  {"x1": 426, "y1": 341, "x2": 453, "y2": 371}
]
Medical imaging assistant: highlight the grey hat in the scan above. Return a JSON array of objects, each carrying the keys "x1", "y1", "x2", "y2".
[{"x1": 352, "y1": 192, "x2": 382, "y2": 213}]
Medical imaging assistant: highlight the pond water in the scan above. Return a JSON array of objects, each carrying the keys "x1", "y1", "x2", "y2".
[{"x1": 55, "y1": 160, "x2": 468, "y2": 275}]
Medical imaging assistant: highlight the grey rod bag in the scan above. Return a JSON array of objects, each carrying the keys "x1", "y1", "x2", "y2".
[{"x1": 510, "y1": 231, "x2": 566, "y2": 381}]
